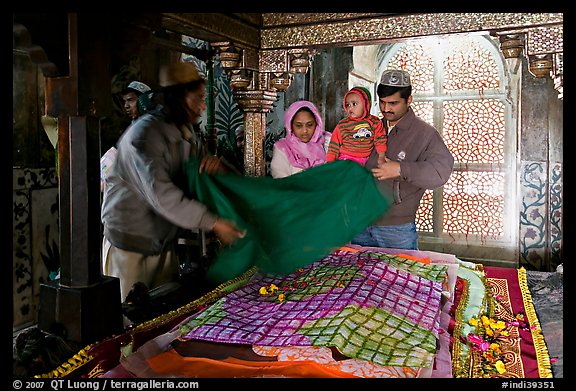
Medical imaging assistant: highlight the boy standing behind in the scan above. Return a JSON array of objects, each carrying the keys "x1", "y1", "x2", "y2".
[{"x1": 326, "y1": 86, "x2": 387, "y2": 166}]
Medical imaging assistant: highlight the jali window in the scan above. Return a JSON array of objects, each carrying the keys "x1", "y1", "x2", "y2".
[{"x1": 378, "y1": 34, "x2": 519, "y2": 259}]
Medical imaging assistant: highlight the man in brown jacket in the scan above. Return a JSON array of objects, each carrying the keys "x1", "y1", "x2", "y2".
[{"x1": 351, "y1": 70, "x2": 454, "y2": 250}]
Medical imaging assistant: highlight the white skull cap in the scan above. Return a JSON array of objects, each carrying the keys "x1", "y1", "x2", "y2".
[
  {"x1": 380, "y1": 70, "x2": 411, "y2": 87},
  {"x1": 125, "y1": 81, "x2": 151, "y2": 94}
]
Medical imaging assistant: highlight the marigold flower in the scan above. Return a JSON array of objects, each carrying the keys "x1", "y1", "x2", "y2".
[
  {"x1": 465, "y1": 313, "x2": 518, "y2": 377},
  {"x1": 495, "y1": 360, "x2": 506, "y2": 374}
]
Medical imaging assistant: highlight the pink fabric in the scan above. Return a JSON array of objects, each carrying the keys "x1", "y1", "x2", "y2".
[
  {"x1": 274, "y1": 100, "x2": 330, "y2": 169},
  {"x1": 338, "y1": 152, "x2": 368, "y2": 166}
]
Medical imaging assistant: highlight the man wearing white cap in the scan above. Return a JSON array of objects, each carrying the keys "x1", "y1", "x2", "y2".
[
  {"x1": 101, "y1": 62, "x2": 245, "y2": 306},
  {"x1": 351, "y1": 69, "x2": 454, "y2": 250}
]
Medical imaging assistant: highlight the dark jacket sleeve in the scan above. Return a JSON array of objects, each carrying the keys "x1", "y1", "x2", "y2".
[{"x1": 399, "y1": 128, "x2": 454, "y2": 190}]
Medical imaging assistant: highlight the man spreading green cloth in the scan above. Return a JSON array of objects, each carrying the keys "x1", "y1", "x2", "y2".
[{"x1": 186, "y1": 159, "x2": 392, "y2": 284}]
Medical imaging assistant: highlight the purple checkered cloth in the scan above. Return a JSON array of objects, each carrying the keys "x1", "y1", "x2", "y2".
[{"x1": 179, "y1": 250, "x2": 447, "y2": 367}]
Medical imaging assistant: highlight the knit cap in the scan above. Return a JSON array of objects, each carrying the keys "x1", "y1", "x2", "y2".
[{"x1": 344, "y1": 86, "x2": 372, "y2": 120}]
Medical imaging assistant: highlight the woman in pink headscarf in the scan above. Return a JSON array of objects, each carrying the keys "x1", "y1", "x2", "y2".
[{"x1": 270, "y1": 100, "x2": 332, "y2": 178}]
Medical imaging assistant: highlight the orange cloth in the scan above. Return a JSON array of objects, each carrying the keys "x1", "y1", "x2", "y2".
[
  {"x1": 338, "y1": 247, "x2": 430, "y2": 264},
  {"x1": 396, "y1": 253, "x2": 431, "y2": 264},
  {"x1": 147, "y1": 349, "x2": 359, "y2": 378},
  {"x1": 338, "y1": 246, "x2": 360, "y2": 253}
]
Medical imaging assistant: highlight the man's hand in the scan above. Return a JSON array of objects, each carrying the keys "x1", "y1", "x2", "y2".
[
  {"x1": 212, "y1": 218, "x2": 246, "y2": 246},
  {"x1": 372, "y1": 155, "x2": 401, "y2": 181},
  {"x1": 199, "y1": 155, "x2": 226, "y2": 174}
]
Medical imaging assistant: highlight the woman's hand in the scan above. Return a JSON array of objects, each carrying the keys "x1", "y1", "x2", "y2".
[
  {"x1": 199, "y1": 155, "x2": 226, "y2": 174},
  {"x1": 212, "y1": 218, "x2": 246, "y2": 246}
]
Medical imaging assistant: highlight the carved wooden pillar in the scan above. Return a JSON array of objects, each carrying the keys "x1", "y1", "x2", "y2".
[{"x1": 37, "y1": 13, "x2": 123, "y2": 345}]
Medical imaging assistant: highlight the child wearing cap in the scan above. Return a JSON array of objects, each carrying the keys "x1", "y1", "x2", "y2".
[
  {"x1": 326, "y1": 86, "x2": 387, "y2": 166},
  {"x1": 350, "y1": 69, "x2": 454, "y2": 251}
]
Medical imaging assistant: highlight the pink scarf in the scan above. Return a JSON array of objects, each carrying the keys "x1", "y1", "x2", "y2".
[{"x1": 274, "y1": 100, "x2": 329, "y2": 169}]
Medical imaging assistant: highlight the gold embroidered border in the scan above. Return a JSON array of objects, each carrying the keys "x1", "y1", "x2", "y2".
[
  {"x1": 518, "y1": 267, "x2": 554, "y2": 378},
  {"x1": 35, "y1": 267, "x2": 258, "y2": 378},
  {"x1": 451, "y1": 276, "x2": 471, "y2": 377}
]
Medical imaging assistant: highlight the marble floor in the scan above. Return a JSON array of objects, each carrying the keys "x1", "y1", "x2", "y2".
[{"x1": 526, "y1": 268, "x2": 563, "y2": 378}]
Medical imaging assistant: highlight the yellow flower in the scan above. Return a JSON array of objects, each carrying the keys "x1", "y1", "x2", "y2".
[
  {"x1": 278, "y1": 293, "x2": 285, "y2": 302},
  {"x1": 469, "y1": 317, "x2": 479, "y2": 326},
  {"x1": 495, "y1": 360, "x2": 506, "y2": 374},
  {"x1": 493, "y1": 320, "x2": 506, "y2": 330},
  {"x1": 269, "y1": 283, "x2": 279, "y2": 292},
  {"x1": 259, "y1": 286, "x2": 269, "y2": 295}
]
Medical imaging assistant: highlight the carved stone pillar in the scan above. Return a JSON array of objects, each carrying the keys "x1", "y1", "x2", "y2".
[
  {"x1": 234, "y1": 90, "x2": 277, "y2": 176},
  {"x1": 213, "y1": 42, "x2": 317, "y2": 175}
]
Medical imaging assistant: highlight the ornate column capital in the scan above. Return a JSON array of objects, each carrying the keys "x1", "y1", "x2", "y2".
[
  {"x1": 288, "y1": 48, "x2": 316, "y2": 74},
  {"x1": 498, "y1": 34, "x2": 524, "y2": 59},
  {"x1": 528, "y1": 54, "x2": 553, "y2": 78},
  {"x1": 211, "y1": 41, "x2": 242, "y2": 69},
  {"x1": 233, "y1": 89, "x2": 277, "y2": 112},
  {"x1": 493, "y1": 24, "x2": 562, "y2": 99}
]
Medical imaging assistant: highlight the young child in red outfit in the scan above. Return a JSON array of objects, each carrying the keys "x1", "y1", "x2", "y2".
[{"x1": 326, "y1": 86, "x2": 387, "y2": 166}]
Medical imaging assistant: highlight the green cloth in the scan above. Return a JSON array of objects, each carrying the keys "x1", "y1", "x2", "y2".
[{"x1": 186, "y1": 159, "x2": 392, "y2": 284}]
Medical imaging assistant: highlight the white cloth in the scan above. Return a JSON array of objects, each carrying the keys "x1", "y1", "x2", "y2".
[
  {"x1": 102, "y1": 237, "x2": 179, "y2": 302},
  {"x1": 100, "y1": 146, "x2": 118, "y2": 192},
  {"x1": 270, "y1": 145, "x2": 305, "y2": 178}
]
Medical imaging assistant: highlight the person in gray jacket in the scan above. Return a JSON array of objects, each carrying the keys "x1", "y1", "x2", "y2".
[
  {"x1": 101, "y1": 62, "x2": 245, "y2": 302},
  {"x1": 351, "y1": 69, "x2": 454, "y2": 250}
]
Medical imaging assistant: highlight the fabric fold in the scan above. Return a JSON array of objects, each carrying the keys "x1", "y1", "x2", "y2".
[{"x1": 186, "y1": 159, "x2": 392, "y2": 283}]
